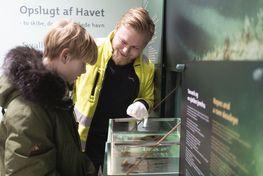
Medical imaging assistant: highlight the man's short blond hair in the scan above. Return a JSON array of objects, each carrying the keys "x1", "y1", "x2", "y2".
[
  {"x1": 115, "y1": 7, "x2": 155, "y2": 42},
  {"x1": 43, "y1": 19, "x2": 97, "y2": 65}
]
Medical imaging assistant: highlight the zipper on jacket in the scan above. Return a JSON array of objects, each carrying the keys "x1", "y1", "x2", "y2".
[
  {"x1": 1, "y1": 107, "x2": 5, "y2": 115},
  {"x1": 91, "y1": 72, "x2": 100, "y2": 96}
]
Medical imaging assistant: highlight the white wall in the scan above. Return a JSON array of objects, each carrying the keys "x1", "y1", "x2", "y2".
[{"x1": 0, "y1": 0, "x2": 143, "y2": 71}]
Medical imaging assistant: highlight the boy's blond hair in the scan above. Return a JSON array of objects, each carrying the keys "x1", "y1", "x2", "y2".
[{"x1": 43, "y1": 19, "x2": 97, "y2": 65}]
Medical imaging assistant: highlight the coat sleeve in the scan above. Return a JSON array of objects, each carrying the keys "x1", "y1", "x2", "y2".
[
  {"x1": 59, "y1": 146, "x2": 96, "y2": 176},
  {"x1": 3, "y1": 103, "x2": 59, "y2": 176},
  {"x1": 135, "y1": 60, "x2": 155, "y2": 111}
]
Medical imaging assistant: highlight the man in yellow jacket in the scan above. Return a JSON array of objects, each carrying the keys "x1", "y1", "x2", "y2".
[{"x1": 74, "y1": 7, "x2": 155, "y2": 173}]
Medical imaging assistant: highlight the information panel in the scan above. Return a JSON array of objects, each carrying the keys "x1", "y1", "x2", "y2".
[{"x1": 179, "y1": 61, "x2": 263, "y2": 176}]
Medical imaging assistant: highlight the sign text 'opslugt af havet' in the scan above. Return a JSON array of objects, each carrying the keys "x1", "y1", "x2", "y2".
[{"x1": 19, "y1": 5, "x2": 105, "y2": 18}]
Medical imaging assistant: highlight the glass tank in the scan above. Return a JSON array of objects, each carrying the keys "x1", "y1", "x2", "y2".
[{"x1": 104, "y1": 118, "x2": 181, "y2": 175}]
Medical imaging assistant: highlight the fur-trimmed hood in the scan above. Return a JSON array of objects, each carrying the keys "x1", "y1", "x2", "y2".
[{"x1": 0, "y1": 46, "x2": 72, "y2": 109}]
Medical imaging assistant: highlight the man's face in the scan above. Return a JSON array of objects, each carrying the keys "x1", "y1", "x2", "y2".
[{"x1": 111, "y1": 25, "x2": 149, "y2": 65}]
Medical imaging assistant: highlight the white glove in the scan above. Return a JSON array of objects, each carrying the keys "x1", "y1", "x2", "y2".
[{"x1": 126, "y1": 101, "x2": 149, "y2": 121}]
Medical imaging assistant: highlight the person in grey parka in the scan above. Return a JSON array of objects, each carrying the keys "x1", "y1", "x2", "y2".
[{"x1": 0, "y1": 19, "x2": 98, "y2": 176}]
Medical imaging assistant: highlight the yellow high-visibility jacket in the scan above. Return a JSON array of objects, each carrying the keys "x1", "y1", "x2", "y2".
[{"x1": 73, "y1": 31, "x2": 155, "y2": 149}]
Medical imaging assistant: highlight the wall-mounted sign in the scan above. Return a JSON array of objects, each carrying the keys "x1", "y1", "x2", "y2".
[
  {"x1": 180, "y1": 61, "x2": 263, "y2": 176},
  {"x1": 0, "y1": 0, "x2": 142, "y2": 69}
]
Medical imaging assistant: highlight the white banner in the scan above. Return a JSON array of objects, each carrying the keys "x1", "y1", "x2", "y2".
[{"x1": 0, "y1": 0, "x2": 142, "y2": 68}]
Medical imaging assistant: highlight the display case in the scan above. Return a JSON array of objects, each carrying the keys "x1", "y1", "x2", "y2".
[{"x1": 104, "y1": 118, "x2": 180, "y2": 175}]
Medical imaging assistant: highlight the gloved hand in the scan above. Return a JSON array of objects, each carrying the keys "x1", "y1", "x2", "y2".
[{"x1": 126, "y1": 101, "x2": 149, "y2": 121}]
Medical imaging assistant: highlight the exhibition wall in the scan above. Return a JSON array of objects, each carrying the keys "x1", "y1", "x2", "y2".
[
  {"x1": 0, "y1": 0, "x2": 143, "y2": 70},
  {"x1": 163, "y1": 0, "x2": 263, "y2": 175}
]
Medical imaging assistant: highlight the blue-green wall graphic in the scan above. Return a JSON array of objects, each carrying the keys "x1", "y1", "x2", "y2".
[{"x1": 166, "y1": 0, "x2": 263, "y2": 63}]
